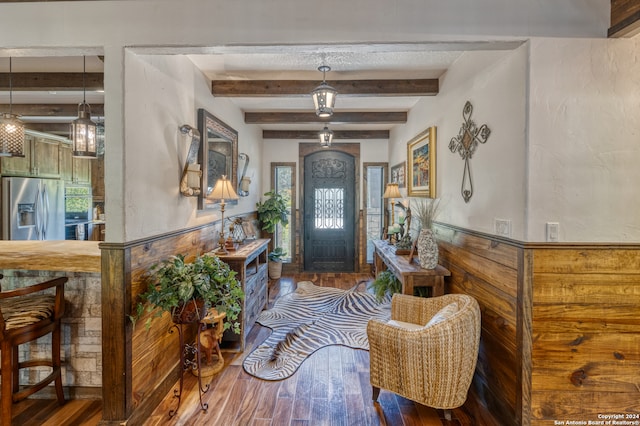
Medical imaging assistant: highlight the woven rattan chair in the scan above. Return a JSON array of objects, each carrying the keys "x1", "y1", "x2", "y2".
[
  {"x1": 367, "y1": 293, "x2": 481, "y2": 420},
  {"x1": 0, "y1": 277, "x2": 67, "y2": 426}
]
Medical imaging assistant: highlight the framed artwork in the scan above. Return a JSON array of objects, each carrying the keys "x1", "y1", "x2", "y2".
[
  {"x1": 407, "y1": 126, "x2": 437, "y2": 197},
  {"x1": 390, "y1": 161, "x2": 406, "y2": 188},
  {"x1": 241, "y1": 220, "x2": 256, "y2": 240}
]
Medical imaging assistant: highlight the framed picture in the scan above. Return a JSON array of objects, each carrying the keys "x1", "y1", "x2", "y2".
[
  {"x1": 390, "y1": 161, "x2": 406, "y2": 188},
  {"x1": 241, "y1": 220, "x2": 256, "y2": 240},
  {"x1": 407, "y1": 126, "x2": 437, "y2": 197}
]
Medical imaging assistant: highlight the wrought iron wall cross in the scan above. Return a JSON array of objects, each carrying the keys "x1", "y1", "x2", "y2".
[{"x1": 448, "y1": 101, "x2": 491, "y2": 203}]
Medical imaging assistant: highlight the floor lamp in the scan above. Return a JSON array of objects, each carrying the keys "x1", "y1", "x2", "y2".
[
  {"x1": 209, "y1": 175, "x2": 239, "y2": 254},
  {"x1": 383, "y1": 182, "x2": 402, "y2": 241}
]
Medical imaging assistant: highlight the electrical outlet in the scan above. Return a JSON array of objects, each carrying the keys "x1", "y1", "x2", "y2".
[
  {"x1": 546, "y1": 222, "x2": 559, "y2": 242},
  {"x1": 494, "y1": 219, "x2": 511, "y2": 237}
]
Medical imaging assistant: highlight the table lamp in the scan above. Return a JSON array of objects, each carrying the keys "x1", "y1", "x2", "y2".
[
  {"x1": 383, "y1": 182, "x2": 402, "y2": 236},
  {"x1": 208, "y1": 175, "x2": 239, "y2": 253}
]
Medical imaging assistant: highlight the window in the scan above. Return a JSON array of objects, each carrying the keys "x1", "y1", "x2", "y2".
[
  {"x1": 364, "y1": 163, "x2": 387, "y2": 263},
  {"x1": 272, "y1": 163, "x2": 295, "y2": 263}
]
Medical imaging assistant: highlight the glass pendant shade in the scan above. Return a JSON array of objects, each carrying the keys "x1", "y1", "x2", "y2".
[
  {"x1": 319, "y1": 126, "x2": 333, "y2": 148},
  {"x1": 311, "y1": 65, "x2": 337, "y2": 118},
  {"x1": 0, "y1": 57, "x2": 25, "y2": 157},
  {"x1": 71, "y1": 103, "x2": 97, "y2": 158},
  {"x1": 0, "y1": 113, "x2": 25, "y2": 157}
]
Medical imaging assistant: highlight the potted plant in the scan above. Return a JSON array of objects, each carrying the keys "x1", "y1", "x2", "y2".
[
  {"x1": 256, "y1": 190, "x2": 289, "y2": 234},
  {"x1": 267, "y1": 247, "x2": 286, "y2": 279},
  {"x1": 132, "y1": 253, "x2": 244, "y2": 333},
  {"x1": 369, "y1": 270, "x2": 401, "y2": 302}
]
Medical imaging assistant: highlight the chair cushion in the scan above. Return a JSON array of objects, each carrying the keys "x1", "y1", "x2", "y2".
[
  {"x1": 0, "y1": 294, "x2": 55, "y2": 330},
  {"x1": 387, "y1": 319, "x2": 424, "y2": 330},
  {"x1": 425, "y1": 302, "x2": 459, "y2": 327}
]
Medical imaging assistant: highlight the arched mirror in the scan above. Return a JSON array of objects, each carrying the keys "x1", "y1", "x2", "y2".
[{"x1": 197, "y1": 108, "x2": 238, "y2": 210}]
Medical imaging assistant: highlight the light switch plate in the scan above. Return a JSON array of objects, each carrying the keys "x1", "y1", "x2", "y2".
[
  {"x1": 546, "y1": 222, "x2": 559, "y2": 242},
  {"x1": 495, "y1": 219, "x2": 511, "y2": 237}
]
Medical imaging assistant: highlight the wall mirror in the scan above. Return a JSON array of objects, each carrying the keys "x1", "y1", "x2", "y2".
[{"x1": 197, "y1": 108, "x2": 238, "y2": 210}]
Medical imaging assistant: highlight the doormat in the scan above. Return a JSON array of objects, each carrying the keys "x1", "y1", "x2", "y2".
[{"x1": 243, "y1": 281, "x2": 391, "y2": 381}]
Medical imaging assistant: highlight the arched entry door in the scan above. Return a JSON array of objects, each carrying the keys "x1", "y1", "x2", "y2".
[{"x1": 303, "y1": 150, "x2": 356, "y2": 272}]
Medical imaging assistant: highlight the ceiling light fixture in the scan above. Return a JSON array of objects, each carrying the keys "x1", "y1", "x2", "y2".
[
  {"x1": 311, "y1": 65, "x2": 337, "y2": 118},
  {"x1": 319, "y1": 126, "x2": 333, "y2": 148},
  {"x1": 0, "y1": 57, "x2": 25, "y2": 157},
  {"x1": 71, "y1": 56, "x2": 97, "y2": 158}
]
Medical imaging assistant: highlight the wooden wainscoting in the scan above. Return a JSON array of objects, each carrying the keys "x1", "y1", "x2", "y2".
[{"x1": 434, "y1": 223, "x2": 640, "y2": 426}]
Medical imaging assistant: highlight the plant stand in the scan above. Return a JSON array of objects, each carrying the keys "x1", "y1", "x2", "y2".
[{"x1": 168, "y1": 322, "x2": 210, "y2": 417}]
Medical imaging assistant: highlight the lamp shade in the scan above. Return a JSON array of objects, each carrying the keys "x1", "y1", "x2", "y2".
[
  {"x1": 208, "y1": 175, "x2": 239, "y2": 201},
  {"x1": 319, "y1": 126, "x2": 333, "y2": 148},
  {"x1": 0, "y1": 113, "x2": 25, "y2": 157},
  {"x1": 383, "y1": 182, "x2": 402, "y2": 199}
]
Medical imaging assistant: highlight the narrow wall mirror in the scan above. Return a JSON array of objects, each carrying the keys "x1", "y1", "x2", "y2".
[{"x1": 197, "y1": 108, "x2": 238, "y2": 210}]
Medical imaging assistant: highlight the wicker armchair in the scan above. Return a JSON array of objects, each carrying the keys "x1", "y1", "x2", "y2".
[{"x1": 367, "y1": 293, "x2": 481, "y2": 419}]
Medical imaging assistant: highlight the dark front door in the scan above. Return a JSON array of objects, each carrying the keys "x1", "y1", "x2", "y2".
[{"x1": 303, "y1": 150, "x2": 355, "y2": 272}]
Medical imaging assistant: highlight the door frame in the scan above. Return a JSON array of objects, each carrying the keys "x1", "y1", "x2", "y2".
[{"x1": 299, "y1": 143, "x2": 361, "y2": 272}]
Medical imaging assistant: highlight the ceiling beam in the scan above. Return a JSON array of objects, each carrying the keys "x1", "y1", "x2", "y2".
[
  {"x1": 245, "y1": 111, "x2": 406, "y2": 124},
  {"x1": 24, "y1": 123, "x2": 71, "y2": 135},
  {"x1": 0, "y1": 73, "x2": 104, "y2": 91},
  {"x1": 609, "y1": 0, "x2": 640, "y2": 37},
  {"x1": 263, "y1": 130, "x2": 389, "y2": 140},
  {"x1": 213, "y1": 79, "x2": 438, "y2": 97},
  {"x1": 0, "y1": 104, "x2": 104, "y2": 117}
]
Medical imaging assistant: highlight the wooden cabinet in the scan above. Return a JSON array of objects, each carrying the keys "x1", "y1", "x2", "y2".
[
  {"x1": 0, "y1": 134, "x2": 34, "y2": 176},
  {"x1": 91, "y1": 157, "x2": 105, "y2": 200},
  {"x1": 218, "y1": 239, "x2": 269, "y2": 351},
  {"x1": 59, "y1": 143, "x2": 92, "y2": 185}
]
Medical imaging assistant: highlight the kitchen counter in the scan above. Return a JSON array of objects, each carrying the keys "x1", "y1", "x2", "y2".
[{"x1": 0, "y1": 240, "x2": 101, "y2": 273}]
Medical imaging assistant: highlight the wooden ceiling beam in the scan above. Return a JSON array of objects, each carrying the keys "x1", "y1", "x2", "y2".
[
  {"x1": 245, "y1": 111, "x2": 406, "y2": 124},
  {"x1": 0, "y1": 104, "x2": 104, "y2": 117},
  {"x1": 213, "y1": 79, "x2": 438, "y2": 97},
  {"x1": 0, "y1": 73, "x2": 104, "y2": 91},
  {"x1": 263, "y1": 130, "x2": 389, "y2": 140},
  {"x1": 609, "y1": 0, "x2": 640, "y2": 37},
  {"x1": 24, "y1": 123, "x2": 72, "y2": 135}
]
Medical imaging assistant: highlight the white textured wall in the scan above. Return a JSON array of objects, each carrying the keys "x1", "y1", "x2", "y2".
[
  {"x1": 390, "y1": 46, "x2": 529, "y2": 239},
  {"x1": 528, "y1": 37, "x2": 640, "y2": 242},
  {"x1": 124, "y1": 53, "x2": 262, "y2": 241}
]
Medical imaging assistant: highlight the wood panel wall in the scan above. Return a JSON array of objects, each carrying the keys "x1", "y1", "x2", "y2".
[
  {"x1": 435, "y1": 223, "x2": 640, "y2": 426},
  {"x1": 100, "y1": 214, "x2": 259, "y2": 425},
  {"x1": 609, "y1": 0, "x2": 640, "y2": 37}
]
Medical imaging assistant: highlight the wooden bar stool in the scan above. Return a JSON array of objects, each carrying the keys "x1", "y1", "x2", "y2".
[{"x1": 0, "y1": 277, "x2": 67, "y2": 426}]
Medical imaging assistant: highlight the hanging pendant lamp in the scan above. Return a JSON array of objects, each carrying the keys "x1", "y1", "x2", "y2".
[
  {"x1": 0, "y1": 58, "x2": 25, "y2": 157},
  {"x1": 71, "y1": 56, "x2": 97, "y2": 158},
  {"x1": 311, "y1": 65, "x2": 337, "y2": 118},
  {"x1": 319, "y1": 126, "x2": 333, "y2": 148}
]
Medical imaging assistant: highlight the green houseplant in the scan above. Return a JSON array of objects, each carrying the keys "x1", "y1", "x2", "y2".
[
  {"x1": 132, "y1": 253, "x2": 244, "y2": 333},
  {"x1": 267, "y1": 247, "x2": 286, "y2": 279},
  {"x1": 256, "y1": 190, "x2": 289, "y2": 234},
  {"x1": 369, "y1": 270, "x2": 402, "y2": 302}
]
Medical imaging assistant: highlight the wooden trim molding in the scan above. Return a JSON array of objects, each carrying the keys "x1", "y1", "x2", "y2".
[{"x1": 609, "y1": 0, "x2": 640, "y2": 37}]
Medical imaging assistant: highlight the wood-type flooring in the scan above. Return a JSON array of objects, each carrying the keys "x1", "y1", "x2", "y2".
[{"x1": 10, "y1": 273, "x2": 481, "y2": 426}]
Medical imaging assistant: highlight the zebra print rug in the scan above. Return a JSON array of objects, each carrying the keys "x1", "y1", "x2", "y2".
[{"x1": 243, "y1": 281, "x2": 391, "y2": 381}]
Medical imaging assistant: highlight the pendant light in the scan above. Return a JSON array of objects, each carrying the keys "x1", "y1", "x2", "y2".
[
  {"x1": 71, "y1": 56, "x2": 97, "y2": 158},
  {"x1": 319, "y1": 126, "x2": 333, "y2": 148},
  {"x1": 311, "y1": 65, "x2": 337, "y2": 118},
  {"x1": 0, "y1": 57, "x2": 25, "y2": 157}
]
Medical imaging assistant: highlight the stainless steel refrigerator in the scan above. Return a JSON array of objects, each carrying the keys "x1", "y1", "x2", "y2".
[{"x1": 1, "y1": 177, "x2": 65, "y2": 240}]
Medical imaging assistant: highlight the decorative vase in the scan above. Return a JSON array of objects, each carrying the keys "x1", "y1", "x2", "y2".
[
  {"x1": 171, "y1": 299, "x2": 207, "y2": 324},
  {"x1": 417, "y1": 228, "x2": 439, "y2": 269}
]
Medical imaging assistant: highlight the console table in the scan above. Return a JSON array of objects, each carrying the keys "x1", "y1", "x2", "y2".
[
  {"x1": 372, "y1": 239, "x2": 450, "y2": 297},
  {"x1": 217, "y1": 238, "x2": 269, "y2": 351}
]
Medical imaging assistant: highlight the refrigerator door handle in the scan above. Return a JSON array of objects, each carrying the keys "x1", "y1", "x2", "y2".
[{"x1": 42, "y1": 184, "x2": 50, "y2": 240}]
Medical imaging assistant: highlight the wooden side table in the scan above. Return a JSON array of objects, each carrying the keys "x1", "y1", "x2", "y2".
[{"x1": 373, "y1": 239, "x2": 450, "y2": 297}]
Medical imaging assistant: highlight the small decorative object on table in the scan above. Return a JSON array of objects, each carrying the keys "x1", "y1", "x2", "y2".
[{"x1": 412, "y1": 197, "x2": 440, "y2": 269}]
